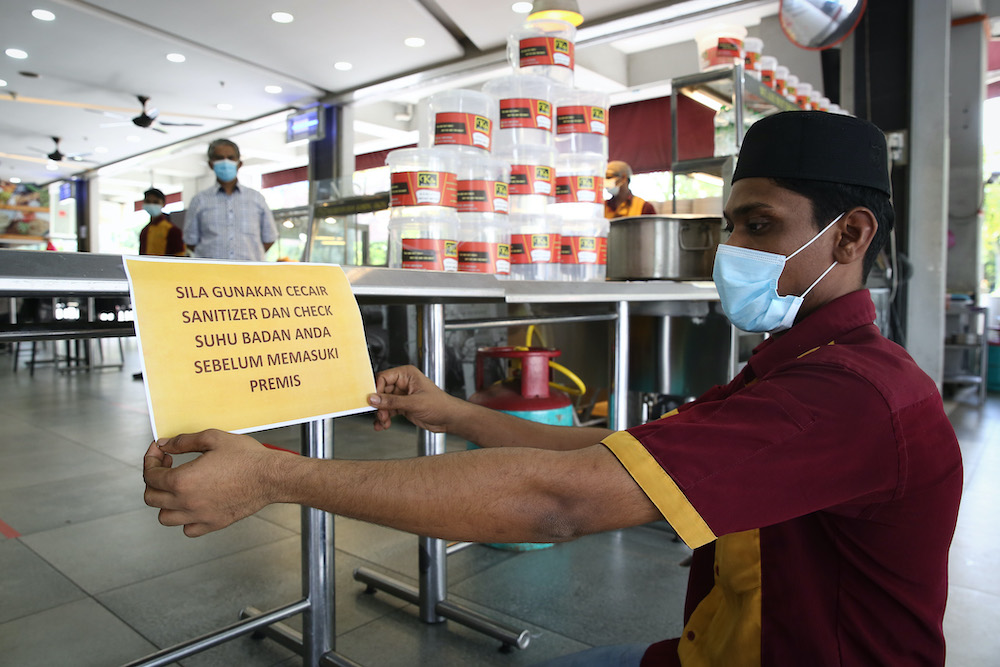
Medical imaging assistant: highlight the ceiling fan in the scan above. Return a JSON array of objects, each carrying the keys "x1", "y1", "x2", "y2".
[
  {"x1": 96, "y1": 95, "x2": 205, "y2": 133},
  {"x1": 26, "y1": 136, "x2": 96, "y2": 163}
]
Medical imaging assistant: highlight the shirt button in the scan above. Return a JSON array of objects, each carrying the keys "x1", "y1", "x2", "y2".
[{"x1": 686, "y1": 631, "x2": 696, "y2": 641}]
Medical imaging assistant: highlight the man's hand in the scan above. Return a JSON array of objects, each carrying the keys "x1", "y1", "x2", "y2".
[
  {"x1": 142, "y1": 429, "x2": 282, "y2": 537},
  {"x1": 368, "y1": 365, "x2": 464, "y2": 433}
]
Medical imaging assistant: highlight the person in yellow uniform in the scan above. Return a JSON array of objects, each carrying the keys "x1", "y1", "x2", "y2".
[
  {"x1": 138, "y1": 188, "x2": 185, "y2": 257},
  {"x1": 604, "y1": 160, "x2": 656, "y2": 219}
]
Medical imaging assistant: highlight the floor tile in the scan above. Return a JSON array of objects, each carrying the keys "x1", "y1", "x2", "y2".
[
  {"x1": 944, "y1": 585, "x2": 1000, "y2": 666},
  {"x1": 21, "y1": 508, "x2": 295, "y2": 594},
  {"x1": 0, "y1": 539, "x2": 87, "y2": 624},
  {"x1": 0, "y1": 597, "x2": 158, "y2": 667},
  {"x1": 0, "y1": 466, "x2": 148, "y2": 536}
]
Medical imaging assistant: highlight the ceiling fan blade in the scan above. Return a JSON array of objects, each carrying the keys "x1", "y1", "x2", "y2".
[
  {"x1": 151, "y1": 127, "x2": 169, "y2": 134},
  {"x1": 159, "y1": 120, "x2": 204, "y2": 127},
  {"x1": 85, "y1": 108, "x2": 128, "y2": 120},
  {"x1": 0, "y1": 151, "x2": 59, "y2": 165},
  {"x1": 27, "y1": 146, "x2": 49, "y2": 153}
]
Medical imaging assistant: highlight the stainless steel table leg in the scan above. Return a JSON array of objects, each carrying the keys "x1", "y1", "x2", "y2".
[
  {"x1": 353, "y1": 302, "x2": 532, "y2": 650},
  {"x1": 612, "y1": 300, "x2": 630, "y2": 430},
  {"x1": 418, "y1": 302, "x2": 447, "y2": 623},
  {"x1": 303, "y1": 418, "x2": 337, "y2": 663}
]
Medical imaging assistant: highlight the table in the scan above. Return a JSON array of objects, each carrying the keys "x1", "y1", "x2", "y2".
[{"x1": 0, "y1": 249, "x2": 719, "y2": 660}]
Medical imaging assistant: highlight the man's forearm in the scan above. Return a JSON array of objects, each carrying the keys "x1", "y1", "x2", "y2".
[
  {"x1": 271, "y1": 444, "x2": 656, "y2": 543},
  {"x1": 444, "y1": 398, "x2": 614, "y2": 451}
]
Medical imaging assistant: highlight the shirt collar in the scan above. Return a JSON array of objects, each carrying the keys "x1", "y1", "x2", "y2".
[
  {"x1": 746, "y1": 289, "x2": 878, "y2": 378},
  {"x1": 215, "y1": 181, "x2": 241, "y2": 193}
]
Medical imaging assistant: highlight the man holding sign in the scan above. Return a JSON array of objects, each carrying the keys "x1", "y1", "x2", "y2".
[{"x1": 142, "y1": 113, "x2": 961, "y2": 667}]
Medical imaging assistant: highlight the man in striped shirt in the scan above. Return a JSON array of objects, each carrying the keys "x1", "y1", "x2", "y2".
[{"x1": 183, "y1": 139, "x2": 278, "y2": 261}]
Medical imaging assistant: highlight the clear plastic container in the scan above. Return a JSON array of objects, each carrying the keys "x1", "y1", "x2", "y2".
[
  {"x1": 785, "y1": 74, "x2": 799, "y2": 100},
  {"x1": 508, "y1": 213, "x2": 561, "y2": 281},
  {"x1": 694, "y1": 24, "x2": 747, "y2": 72},
  {"x1": 457, "y1": 213, "x2": 511, "y2": 276},
  {"x1": 809, "y1": 91, "x2": 823, "y2": 111},
  {"x1": 498, "y1": 144, "x2": 556, "y2": 214},
  {"x1": 713, "y1": 105, "x2": 736, "y2": 157},
  {"x1": 386, "y1": 148, "x2": 459, "y2": 217},
  {"x1": 508, "y1": 19, "x2": 576, "y2": 86},
  {"x1": 795, "y1": 82, "x2": 813, "y2": 110},
  {"x1": 818, "y1": 96, "x2": 831, "y2": 112},
  {"x1": 388, "y1": 210, "x2": 459, "y2": 271},
  {"x1": 743, "y1": 36, "x2": 762, "y2": 78},
  {"x1": 558, "y1": 215, "x2": 608, "y2": 282},
  {"x1": 456, "y1": 154, "x2": 510, "y2": 215},
  {"x1": 482, "y1": 74, "x2": 555, "y2": 152},
  {"x1": 554, "y1": 89, "x2": 610, "y2": 156},
  {"x1": 774, "y1": 65, "x2": 789, "y2": 96},
  {"x1": 421, "y1": 89, "x2": 498, "y2": 154},
  {"x1": 759, "y1": 55, "x2": 778, "y2": 89},
  {"x1": 551, "y1": 152, "x2": 606, "y2": 219}
]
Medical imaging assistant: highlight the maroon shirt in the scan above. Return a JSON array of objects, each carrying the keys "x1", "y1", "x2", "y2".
[{"x1": 603, "y1": 290, "x2": 963, "y2": 666}]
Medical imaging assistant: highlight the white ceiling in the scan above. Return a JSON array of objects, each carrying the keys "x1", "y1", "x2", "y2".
[{"x1": 0, "y1": 0, "x2": 994, "y2": 190}]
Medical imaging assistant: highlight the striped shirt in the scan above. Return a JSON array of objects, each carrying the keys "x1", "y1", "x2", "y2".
[{"x1": 183, "y1": 183, "x2": 278, "y2": 261}]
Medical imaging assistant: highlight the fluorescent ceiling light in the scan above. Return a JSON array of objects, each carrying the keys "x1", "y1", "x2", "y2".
[
  {"x1": 166, "y1": 53, "x2": 186, "y2": 63},
  {"x1": 265, "y1": 85, "x2": 282, "y2": 94},
  {"x1": 334, "y1": 61, "x2": 353, "y2": 71},
  {"x1": 9, "y1": 177, "x2": 21, "y2": 183},
  {"x1": 404, "y1": 37, "x2": 426, "y2": 48},
  {"x1": 217, "y1": 103, "x2": 233, "y2": 111},
  {"x1": 46, "y1": 163, "x2": 59, "y2": 171},
  {"x1": 512, "y1": 2, "x2": 533, "y2": 13},
  {"x1": 31, "y1": 9, "x2": 55, "y2": 21},
  {"x1": 5, "y1": 49, "x2": 28, "y2": 59},
  {"x1": 0, "y1": 79, "x2": 6, "y2": 87},
  {"x1": 271, "y1": 11, "x2": 294, "y2": 23}
]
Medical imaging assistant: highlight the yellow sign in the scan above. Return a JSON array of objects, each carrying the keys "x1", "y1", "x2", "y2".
[{"x1": 123, "y1": 257, "x2": 375, "y2": 439}]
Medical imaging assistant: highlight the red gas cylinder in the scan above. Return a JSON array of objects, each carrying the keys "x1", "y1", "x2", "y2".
[{"x1": 468, "y1": 346, "x2": 574, "y2": 425}]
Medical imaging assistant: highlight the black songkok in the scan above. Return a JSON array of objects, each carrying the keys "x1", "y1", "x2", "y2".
[{"x1": 732, "y1": 111, "x2": 891, "y2": 197}]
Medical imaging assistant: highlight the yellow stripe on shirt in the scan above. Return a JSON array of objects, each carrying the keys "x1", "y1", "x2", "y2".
[{"x1": 602, "y1": 430, "x2": 717, "y2": 549}]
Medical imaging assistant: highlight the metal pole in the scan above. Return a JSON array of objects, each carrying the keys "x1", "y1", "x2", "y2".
[
  {"x1": 612, "y1": 300, "x2": 630, "y2": 430},
  {"x1": 301, "y1": 419, "x2": 336, "y2": 664},
  {"x1": 418, "y1": 303, "x2": 447, "y2": 623}
]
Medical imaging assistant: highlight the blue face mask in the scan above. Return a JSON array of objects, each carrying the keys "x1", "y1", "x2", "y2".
[
  {"x1": 712, "y1": 212, "x2": 844, "y2": 333},
  {"x1": 212, "y1": 158, "x2": 239, "y2": 182},
  {"x1": 142, "y1": 203, "x2": 163, "y2": 218}
]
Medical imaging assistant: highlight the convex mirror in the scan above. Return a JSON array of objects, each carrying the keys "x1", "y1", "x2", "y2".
[{"x1": 779, "y1": 0, "x2": 867, "y2": 50}]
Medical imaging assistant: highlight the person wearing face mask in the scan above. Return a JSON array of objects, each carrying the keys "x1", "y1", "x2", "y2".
[
  {"x1": 182, "y1": 138, "x2": 278, "y2": 261},
  {"x1": 137, "y1": 188, "x2": 185, "y2": 257},
  {"x1": 143, "y1": 112, "x2": 961, "y2": 667},
  {"x1": 604, "y1": 160, "x2": 656, "y2": 219}
]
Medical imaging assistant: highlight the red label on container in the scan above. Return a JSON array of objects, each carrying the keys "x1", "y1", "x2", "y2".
[
  {"x1": 518, "y1": 37, "x2": 574, "y2": 70},
  {"x1": 499, "y1": 98, "x2": 553, "y2": 131},
  {"x1": 555, "y1": 175, "x2": 602, "y2": 204},
  {"x1": 744, "y1": 51, "x2": 760, "y2": 70},
  {"x1": 458, "y1": 241, "x2": 511, "y2": 274},
  {"x1": 434, "y1": 112, "x2": 492, "y2": 151},
  {"x1": 457, "y1": 180, "x2": 509, "y2": 214},
  {"x1": 509, "y1": 164, "x2": 554, "y2": 196},
  {"x1": 786, "y1": 84, "x2": 797, "y2": 98},
  {"x1": 390, "y1": 171, "x2": 457, "y2": 207},
  {"x1": 556, "y1": 105, "x2": 608, "y2": 135},
  {"x1": 510, "y1": 233, "x2": 560, "y2": 264},
  {"x1": 760, "y1": 69, "x2": 775, "y2": 88},
  {"x1": 774, "y1": 79, "x2": 786, "y2": 95},
  {"x1": 795, "y1": 94, "x2": 810, "y2": 110},
  {"x1": 401, "y1": 238, "x2": 458, "y2": 271},
  {"x1": 560, "y1": 236, "x2": 607, "y2": 265}
]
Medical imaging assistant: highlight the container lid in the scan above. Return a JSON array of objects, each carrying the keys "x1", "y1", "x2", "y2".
[{"x1": 386, "y1": 147, "x2": 460, "y2": 171}]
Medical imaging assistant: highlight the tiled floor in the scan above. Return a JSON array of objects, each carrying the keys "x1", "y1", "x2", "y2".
[{"x1": 1, "y1": 338, "x2": 998, "y2": 666}]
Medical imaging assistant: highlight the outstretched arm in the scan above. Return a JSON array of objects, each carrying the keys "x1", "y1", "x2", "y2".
[
  {"x1": 143, "y1": 430, "x2": 660, "y2": 540},
  {"x1": 369, "y1": 365, "x2": 614, "y2": 451}
]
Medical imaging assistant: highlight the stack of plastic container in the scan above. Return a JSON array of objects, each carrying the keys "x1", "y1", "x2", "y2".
[
  {"x1": 387, "y1": 88, "x2": 506, "y2": 273},
  {"x1": 386, "y1": 147, "x2": 460, "y2": 271},
  {"x1": 493, "y1": 17, "x2": 610, "y2": 281}
]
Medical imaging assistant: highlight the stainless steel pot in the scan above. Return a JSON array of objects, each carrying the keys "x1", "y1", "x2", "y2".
[{"x1": 607, "y1": 214, "x2": 724, "y2": 280}]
